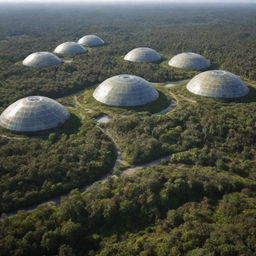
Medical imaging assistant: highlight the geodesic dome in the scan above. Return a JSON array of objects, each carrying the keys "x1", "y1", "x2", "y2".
[
  {"x1": 54, "y1": 41, "x2": 87, "y2": 54},
  {"x1": 93, "y1": 74, "x2": 159, "y2": 107},
  {"x1": 168, "y1": 52, "x2": 210, "y2": 70},
  {"x1": 0, "y1": 96, "x2": 70, "y2": 132},
  {"x1": 23, "y1": 52, "x2": 62, "y2": 67},
  {"x1": 186, "y1": 70, "x2": 249, "y2": 98},
  {"x1": 78, "y1": 35, "x2": 105, "y2": 47},
  {"x1": 124, "y1": 47, "x2": 161, "y2": 63}
]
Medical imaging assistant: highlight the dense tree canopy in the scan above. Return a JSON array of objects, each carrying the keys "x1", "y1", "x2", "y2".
[
  {"x1": 0, "y1": 117, "x2": 116, "y2": 213},
  {"x1": 0, "y1": 3, "x2": 256, "y2": 256},
  {"x1": 0, "y1": 164, "x2": 255, "y2": 256}
]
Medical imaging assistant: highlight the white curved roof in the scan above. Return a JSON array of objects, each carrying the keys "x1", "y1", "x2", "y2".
[
  {"x1": 124, "y1": 47, "x2": 161, "y2": 63},
  {"x1": 78, "y1": 35, "x2": 105, "y2": 47},
  {"x1": 23, "y1": 52, "x2": 62, "y2": 67},
  {"x1": 54, "y1": 41, "x2": 87, "y2": 54},
  {"x1": 187, "y1": 70, "x2": 249, "y2": 98},
  {"x1": 0, "y1": 96, "x2": 70, "y2": 132},
  {"x1": 169, "y1": 52, "x2": 210, "y2": 71},
  {"x1": 93, "y1": 74, "x2": 159, "y2": 107}
]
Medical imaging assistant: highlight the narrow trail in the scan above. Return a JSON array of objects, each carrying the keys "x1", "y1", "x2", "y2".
[
  {"x1": 1, "y1": 126, "x2": 171, "y2": 218},
  {"x1": 0, "y1": 134, "x2": 25, "y2": 140},
  {"x1": 177, "y1": 94, "x2": 197, "y2": 104},
  {"x1": 121, "y1": 155, "x2": 170, "y2": 176},
  {"x1": 74, "y1": 96, "x2": 93, "y2": 114},
  {"x1": 153, "y1": 98, "x2": 177, "y2": 115},
  {"x1": 97, "y1": 126, "x2": 123, "y2": 170},
  {"x1": 164, "y1": 79, "x2": 191, "y2": 87},
  {"x1": 1, "y1": 125, "x2": 171, "y2": 219}
]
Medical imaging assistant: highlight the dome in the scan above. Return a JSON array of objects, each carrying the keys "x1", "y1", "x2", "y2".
[
  {"x1": 186, "y1": 70, "x2": 249, "y2": 98},
  {"x1": 78, "y1": 35, "x2": 105, "y2": 47},
  {"x1": 54, "y1": 41, "x2": 87, "y2": 54},
  {"x1": 23, "y1": 52, "x2": 62, "y2": 67},
  {"x1": 93, "y1": 74, "x2": 159, "y2": 107},
  {"x1": 168, "y1": 52, "x2": 210, "y2": 70},
  {"x1": 0, "y1": 96, "x2": 70, "y2": 132},
  {"x1": 124, "y1": 47, "x2": 161, "y2": 63}
]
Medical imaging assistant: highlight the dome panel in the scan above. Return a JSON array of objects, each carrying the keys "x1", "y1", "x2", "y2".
[
  {"x1": 93, "y1": 74, "x2": 159, "y2": 107},
  {"x1": 124, "y1": 47, "x2": 161, "y2": 63},
  {"x1": 168, "y1": 52, "x2": 210, "y2": 70},
  {"x1": 0, "y1": 96, "x2": 70, "y2": 132},
  {"x1": 54, "y1": 41, "x2": 87, "y2": 54},
  {"x1": 186, "y1": 70, "x2": 249, "y2": 98},
  {"x1": 78, "y1": 35, "x2": 105, "y2": 47},
  {"x1": 23, "y1": 52, "x2": 62, "y2": 67}
]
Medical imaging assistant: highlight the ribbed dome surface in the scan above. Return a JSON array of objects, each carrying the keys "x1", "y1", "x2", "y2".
[
  {"x1": 187, "y1": 70, "x2": 249, "y2": 98},
  {"x1": 93, "y1": 74, "x2": 159, "y2": 107},
  {"x1": 0, "y1": 96, "x2": 70, "y2": 132},
  {"x1": 169, "y1": 52, "x2": 210, "y2": 70},
  {"x1": 54, "y1": 41, "x2": 87, "y2": 54},
  {"x1": 23, "y1": 52, "x2": 62, "y2": 67},
  {"x1": 78, "y1": 35, "x2": 105, "y2": 47},
  {"x1": 124, "y1": 47, "x2": 161, "y2": 63}
]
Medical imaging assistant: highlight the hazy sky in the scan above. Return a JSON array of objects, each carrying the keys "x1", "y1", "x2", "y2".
[{"x1": 0, "y1": 0, "x2": 255, "y2": 3}]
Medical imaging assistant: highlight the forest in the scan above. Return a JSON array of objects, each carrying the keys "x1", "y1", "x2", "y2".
[{"x1": 0, "y1": 2, "x2": 256, "y2": 256}]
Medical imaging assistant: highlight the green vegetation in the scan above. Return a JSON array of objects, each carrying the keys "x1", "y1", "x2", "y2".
[
  {"x1": 1, "y1": 3, "x2": 256, "y2": 110},
  {"x1": 108, "y1": 83, "x2": 256, "y2": 173},
  {"x1": 1, "y1": 164, "x2": 255, "y2": 256},
  {"x1": 76, "y1": 85, "x2": 171, "y2": 117},
  {"x1": 0, "y1": 115, "x2": 116, "y2": 213},
  {"x1": 0, "y1": 3, "x2": 256, "y2": 256}
]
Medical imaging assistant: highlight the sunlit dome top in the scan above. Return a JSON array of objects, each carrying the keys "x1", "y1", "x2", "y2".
[
  {"x1": 78, "y1": 35, "x2": 105, "y2": 47},
  {"x1": 54, "y1": 41, "x2": 87, "y2": 54},
  {"x1": 23, "y1": 52, "x2": 62, "y2": 67},
  {"x1": 186, "y1": 70, "x2": 249, "y2": 98},
  {"x1": 124, "y1": 47, "x2": 162, "y2": 63},
  {"x1": 168, "y1": 52, "x2": 210, "y2": 71},
  {"x1": 0, "y1": 96, "x2": 70, "y2": 132},
  {"x1": 93, "y1": 74, "x2": 159, "y2": 107}
]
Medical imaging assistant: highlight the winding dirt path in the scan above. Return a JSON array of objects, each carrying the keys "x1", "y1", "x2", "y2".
[
  {"x1": 153, "y1": 98, "x2": 177, "y2": 115},
  {"x1": 176, "y1": 94, "x2": 197, "y2": 104},
  {"x1": 0, "y1": 134, "x2": 25, "y2": 140},
  {"x1": 1, "y1": 126, "x2": 171, "y2": 218}
]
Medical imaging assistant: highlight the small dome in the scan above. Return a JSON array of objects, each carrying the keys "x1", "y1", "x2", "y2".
[
  {"x1": 186, "y1": 70, "x2": 249, "y2": 98},
  {"x1": 168, "y1": 52, "x2": 210, "y2": 71},
  {"x1": 0, "y1": 96, "x2": 70, "y2": 132},
  {"x1": 23, "y1": 52, "x2": 62, "y2": 67},
  {"x1": 124, "y1": 47, "x2": 161, "y2": 63},
  {"x1": 93, "y1": 74, "x2": 159, "y2": 107},
  {"x1": 54, "y1": 41, "x2": 87, "y2": 54},
  {"x1": 78, "y1": 35, "x2": 105, "y2": 47}
]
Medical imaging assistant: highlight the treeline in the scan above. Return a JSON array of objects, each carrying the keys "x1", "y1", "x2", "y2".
[{"x1": 1, "y1": 164, "x2": 255, "y2": 256}]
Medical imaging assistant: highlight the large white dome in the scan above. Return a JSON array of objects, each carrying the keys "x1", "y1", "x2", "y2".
[
  {"x1": 168, "y1": 52, "x2": 210, "y2": 71},
  {"x1": 124, "y1": 47, "x2": 161, "y2": 63},
  {"x1": 23, "y1": 52, "x2": 62, "y2": 67},
  {"x1": 0, "y1": 96, "x2": 70, "y2": 132},
  {"x1": 54, "y1": 41, "x2": 87, "y2": 54},
  {"x1": 78, "y1": 35, "x2": 105, "y2": 47},
  {"x1": 186, "y1": 70, "x2": 249, "y2": 98},
  {"x1": 93, "y1": 74, "x2": 159, "y2": 107}
]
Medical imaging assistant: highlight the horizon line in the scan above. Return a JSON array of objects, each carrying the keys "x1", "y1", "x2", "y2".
[{"x1": 0, "y1": 0, "x2": 256, "y2": 3}]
